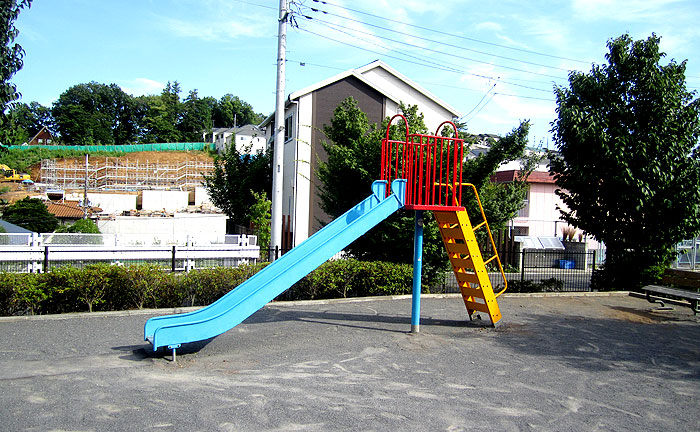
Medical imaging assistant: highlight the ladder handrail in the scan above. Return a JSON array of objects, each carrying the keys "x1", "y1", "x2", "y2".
[{"x1": 434, "y1": 181, "x2": 508, "y2": 297}]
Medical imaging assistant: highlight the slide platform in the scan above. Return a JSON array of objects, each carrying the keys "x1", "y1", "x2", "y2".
[{"x1": 144, "y1": 179, "x2": 406, "y2": 351}]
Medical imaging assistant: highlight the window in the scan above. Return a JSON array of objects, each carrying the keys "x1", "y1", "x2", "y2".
[
  {"x1": 284, "y1": 115, "x2": 294, "y2": 142},
  {"x1": 518, "y1": 191, "x2": 530, "y2": 218}
]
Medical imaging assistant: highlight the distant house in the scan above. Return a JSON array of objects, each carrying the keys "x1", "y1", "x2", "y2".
[
  {"x1": 261, "y1": 60, "x2": 461, "y2": 248},
  {"x1": 27, "y1": 126, "x2": 53, "y2": 146},
  {"x1": 208, "y1": 125, "x2": 266, "y2": 154},
  {"x1": 45, "y1": 200, "x2": 100, "y2": 225}
]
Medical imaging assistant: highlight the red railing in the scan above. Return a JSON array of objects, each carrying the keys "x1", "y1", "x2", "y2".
[{"x1": 380, "y1": 114, "x2": 465, "y2": 210}]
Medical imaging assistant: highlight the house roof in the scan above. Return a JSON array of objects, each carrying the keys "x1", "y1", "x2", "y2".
[
  {"x1": 492, "y1": 170, "x2": 556, "y2": 184},
  {"x1": 27, "y1": 126, "x2": 52, "y2": 145},
  {"x1": 261, "y1": 60, "x2": 462, "y2": 126},
  {"x1": 0, "y1": 219, "x2": 33, "y2": 233},
  {"x1": 45, "y1": 200, "x2": 102, "y2": 219}
]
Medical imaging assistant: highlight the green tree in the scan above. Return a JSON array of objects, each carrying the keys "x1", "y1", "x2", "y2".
[
  {"x1": 2, "y1": 197, "x2": 58, "y2": 232},
  {"x1": 178, "y1": 90, "x2": 213, "y2": 141},
  {"x1": 212, "y1": 94, "x2": 265, "y2": 128},
  {"x1": 203, "y1": 144, "x2": 272, "y2": 227},
  {"x1": 549, "y1": 34, "x2": 700, "y2": 289},
  {"x1": 52, "y1": 82, "x2": 141, "y2": 145},
  {"x1": 2, "y1": 101, "x2": 52, "y2": 145},
  {"x1": 249, "y1": 190, "x2": 271, "y2": 253},
  {"x1": 140, "y1": 81, "x2": 182, "y2": 143},
  {"x1": 54, "y1": 218, "x2": 100, "y2": 234},
  {"x1": 0, "y1": 0, "x2": 32, "y2": 146}
]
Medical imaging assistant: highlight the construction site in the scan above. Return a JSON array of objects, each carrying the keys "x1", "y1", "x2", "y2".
[{"x1": 38, "y1": 153, "x2": 216, "y2": 191}]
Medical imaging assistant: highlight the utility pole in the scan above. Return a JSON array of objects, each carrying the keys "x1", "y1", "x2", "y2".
[{"x1": 270, "y1": 0, "x2": 288, "y2": 260}]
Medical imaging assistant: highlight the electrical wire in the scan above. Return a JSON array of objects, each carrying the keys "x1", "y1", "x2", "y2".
[
  {"x1": 307, "y1": 16, "x2": 569, "y2": 81},
  {"x1": 306, "y1": 0, "x2": 592, "y2": 65}
]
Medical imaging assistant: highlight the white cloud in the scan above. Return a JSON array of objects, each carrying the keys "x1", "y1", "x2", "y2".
[
  {"x1": 571, "y1": 0, "x2": 687, "y2": 21},
  {"x1": 119, "y1": 78, "x2": 165, "y2": 97},
  {"x1": 476, "y1": 22, "x2": 503, "y2": 33},
  {"x1": 159, "y1": 16, "x2": 267, "y2": 41}
]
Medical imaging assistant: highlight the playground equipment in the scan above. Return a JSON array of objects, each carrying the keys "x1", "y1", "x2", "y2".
[
  {"x1": 144, "y1": 115, "x2": 506, "y2": 356},
  {"x1": 380, "y1": 115, "x2": 507, "y2": 327}
]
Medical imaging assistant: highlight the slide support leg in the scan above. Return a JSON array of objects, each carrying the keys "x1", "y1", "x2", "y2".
[{"x1": 411, "y1": 210, "x2": 424, "y2": 333}]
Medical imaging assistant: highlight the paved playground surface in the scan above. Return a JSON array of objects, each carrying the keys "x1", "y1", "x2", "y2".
[{"x1": 0, "y1": 293, "x2": 698, "y2": 431}]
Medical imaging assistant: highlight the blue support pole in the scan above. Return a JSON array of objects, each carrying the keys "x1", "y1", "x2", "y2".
[{"x1": 411, "y1": 210, "x2": 424, "y2": 333}]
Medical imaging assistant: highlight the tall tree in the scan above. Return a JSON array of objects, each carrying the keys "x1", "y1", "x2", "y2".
[
  {"x1": 202, "y1": 144, "x2": 272, "y2": 227},
  {"x1": 0, "y1": 0, "x2": 32, "y2": 146},
  {"x1": 178, "y1": 90, "x2": 213, "y2": 142},
  {"x1": 212, "y1": 94, "x2": 264, "y2": 128},
  {"x1": 549, "y1": 34, "x2": 700, "y2": 289},
  {"x1": 52, "y1": 82, "x2": 141, "y2": 145},
  {"x1": 140, "y1": 81, "x2": 182, "y2": 143}
]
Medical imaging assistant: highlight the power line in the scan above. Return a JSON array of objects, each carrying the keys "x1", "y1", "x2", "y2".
[
  {"x1": 296, "y1": 27, "x2": 554, "y2": 94},
  {"x1": 306, "y1": 16, "x2": 569, "y2": 81},
  {"x1": 307, "y1": 0, "x2": 592, "y2": 65}
]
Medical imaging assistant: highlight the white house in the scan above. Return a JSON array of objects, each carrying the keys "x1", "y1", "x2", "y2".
[
  {"x1": 261, "y1": 60, "x2": 461, "y2": 249},
  {"x1": 210, "y1": 125, "x2": 267, "y2": 154}
]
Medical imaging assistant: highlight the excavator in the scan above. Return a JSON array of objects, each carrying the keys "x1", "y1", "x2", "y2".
[{"x1": 0, "y1": 164, "x2": 31, "y2": 182}]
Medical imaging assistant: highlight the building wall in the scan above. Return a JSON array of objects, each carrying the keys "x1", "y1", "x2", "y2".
[
  {"x1": 141, "y1": 190, "x2": 189, "y2": 212},
  {"x1": 512, "y1": 182, "x2": 567, "y2": 237},
  {"x1": 361, "y1": 67, "x2": 456, "y2": 133},
  {"x1": 86, "y1": 193, "x2": 138, "y2": 214},
  {"x1": 307, "y1": 76, "x2": 386, "y2": 235},
  {"x1": 97, "y1": 213, "x2": 227, "y2": 246}
]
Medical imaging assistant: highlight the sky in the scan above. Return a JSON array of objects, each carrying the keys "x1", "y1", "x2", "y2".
[{"x1": 12, "y1": 0, "x2": 700, "y2": 148}]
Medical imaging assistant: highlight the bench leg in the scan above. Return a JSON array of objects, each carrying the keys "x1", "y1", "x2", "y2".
[{"x1": 645, "y1": 292, "x2": 674, "y2": 312}]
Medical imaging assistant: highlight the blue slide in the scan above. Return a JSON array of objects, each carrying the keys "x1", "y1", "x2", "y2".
[{"x1": 144, "y1": 179, "x2": 406, "y2": 351}]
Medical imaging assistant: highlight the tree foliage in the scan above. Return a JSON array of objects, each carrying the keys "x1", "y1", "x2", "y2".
[
  {"x1": 52, "y1": 82, "x2": 142, "y2": 145},
  {"x1": 0, "y1": 0, "x2": 32, "y2": 145},
  {"x1": 212, "y1": 94, "x2": 264, "y2": 128},
  {"x1": 549, "y1": 34, "x2": 700, "y2": 288},
  {"x1": 317, "y1": 98, "x2": 531, "y2": 286},
  {"x1": 3, "y1": 79, "x2": 264, "y2": 145},
  {"x1": 1, "y1": 197, "x2": 58, "y2": 233},
  {"x1": 202, "y1": 144, "x2": 272, "y2": 227},
  {"x1": 54, "y1": 218, "x2": 100, "y2": 234}
]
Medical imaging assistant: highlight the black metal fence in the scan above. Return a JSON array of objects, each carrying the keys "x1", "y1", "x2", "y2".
[{"x1": 433, "y1": 250, "x2": 597, "y2": 293}]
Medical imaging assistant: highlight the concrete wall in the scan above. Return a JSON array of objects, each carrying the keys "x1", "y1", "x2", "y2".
[
  {"x1": 141, "y1": 190, "x2": 189, "y2": 212},
  {"x1": 97, "y1": 213, "x2": 228, "y2": 246},
  {"x1": 86, "y1": 193, "x2": 138, "y2": 214}
]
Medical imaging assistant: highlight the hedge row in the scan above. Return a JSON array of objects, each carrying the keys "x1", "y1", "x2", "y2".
[{"x1": 0, "y1": 259, "x2": 415, "y2": 316}]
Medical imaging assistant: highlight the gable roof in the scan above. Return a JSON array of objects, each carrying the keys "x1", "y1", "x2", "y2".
[
  {"x1": 262, "y1": 60, "x2": 462, "y2": 127},
  {"x1": 289, "y1": 60, "x2": 461, "y2": 117}
]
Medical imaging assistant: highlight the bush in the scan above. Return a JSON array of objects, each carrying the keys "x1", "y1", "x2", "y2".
[
  {"x1": 289, "y1": 259, "x2": 413, "y2": 300},
  {"x1": 507, "y1": 278, "x2": 564, "y2": 293},
  {"x1": 0, "y1": 259, "x2": 412, "y2": 316}
]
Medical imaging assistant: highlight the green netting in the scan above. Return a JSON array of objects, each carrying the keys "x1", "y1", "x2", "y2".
[{"x1": 9, "y1": 142, "x2": 215, "y2": 152}]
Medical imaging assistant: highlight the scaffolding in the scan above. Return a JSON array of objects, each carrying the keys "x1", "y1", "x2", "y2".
[{"x1": 40, "y1": 158, "x2": 216, "y2": 191}]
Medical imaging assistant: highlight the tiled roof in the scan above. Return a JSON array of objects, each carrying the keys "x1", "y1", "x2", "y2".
[
  {"x1": 491, "y1": 170, "x2": 556, "y2": 184},
  {"x1": 45, "y1": 200, "x2": 102, "y2": 219}
]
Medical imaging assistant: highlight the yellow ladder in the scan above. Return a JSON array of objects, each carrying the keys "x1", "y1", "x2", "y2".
[{"x1": 434, "y1": 185, "x2": 507, "y2": 327}]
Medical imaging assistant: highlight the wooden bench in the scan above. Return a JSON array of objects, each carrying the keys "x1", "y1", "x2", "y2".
[{"x1": 642, "y1": 268, "x2": 700, "y2": 315}]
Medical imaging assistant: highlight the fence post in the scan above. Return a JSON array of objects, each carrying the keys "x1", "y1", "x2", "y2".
[
  {"x1": 520, "y1": 250, "x2": 526, "y2": 282},
  {"x1": 592, "y1": 250, "x2": 596, "y2": 272},
  {"x1": 44, "y1": 246, "x2": 49, "y2": 273},
  {"x1": 171, "y1": 246, "x2": 176, "y2": 272}
]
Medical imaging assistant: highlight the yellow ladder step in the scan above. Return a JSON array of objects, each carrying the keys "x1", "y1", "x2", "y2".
[
  {"x1": 440, "y1": 226, "x2": 465, "y2": 240},
  {"x1": 454, "y1": 271, "x2": 479, "y2": 285}
]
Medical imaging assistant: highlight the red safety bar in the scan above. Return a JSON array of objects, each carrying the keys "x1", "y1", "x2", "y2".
[{"x1": 380, "y1": 114, "x2": 465, "y2": 211}]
